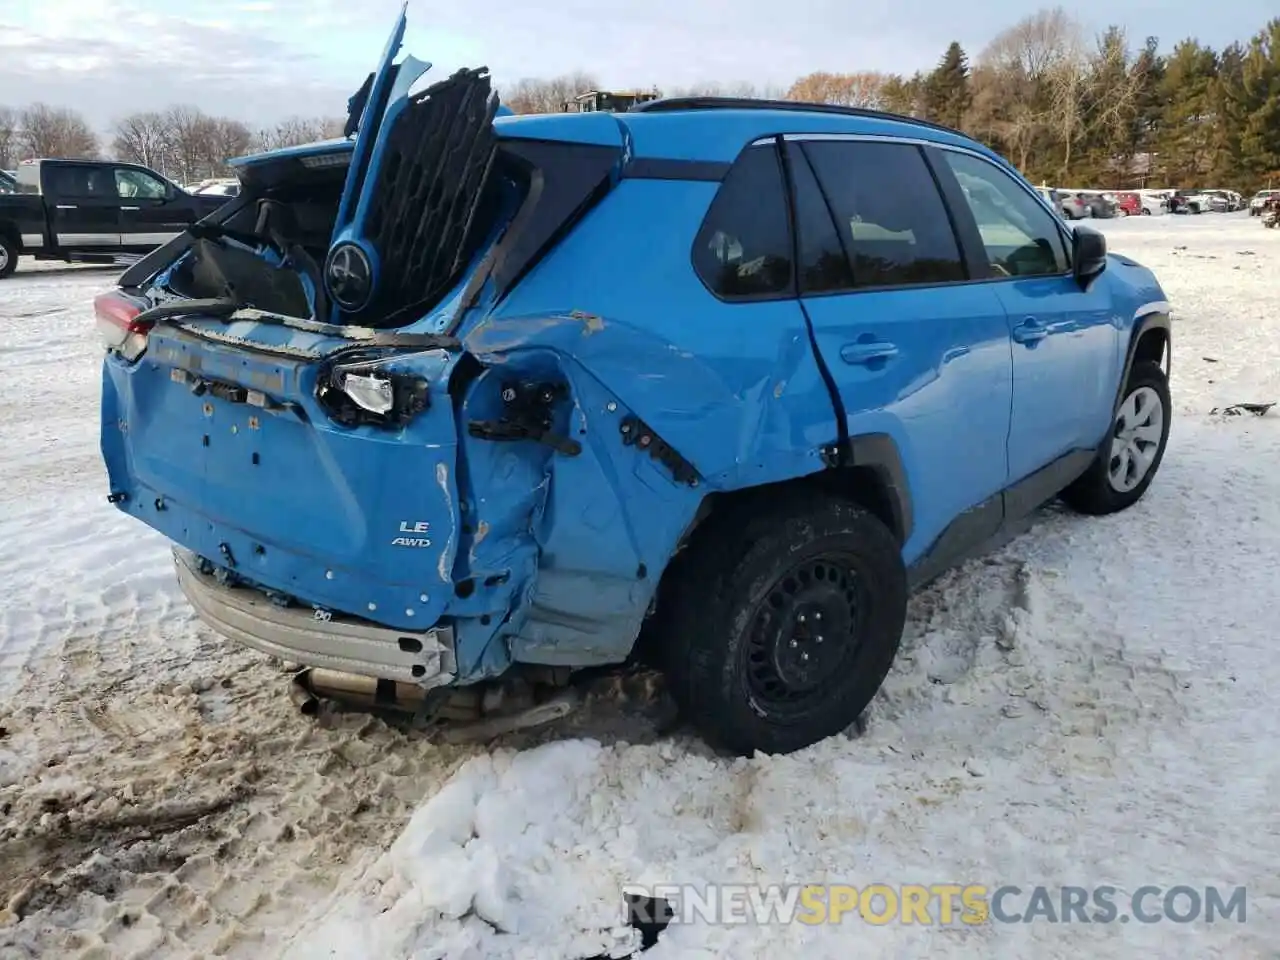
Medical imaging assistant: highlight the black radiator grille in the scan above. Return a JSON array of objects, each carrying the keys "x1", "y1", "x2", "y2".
[{"x1": 361, "y1": 66, "x2": 500, "y2": 324}]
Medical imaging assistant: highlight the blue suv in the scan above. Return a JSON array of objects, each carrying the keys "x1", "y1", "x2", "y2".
[{"x1": 96, "y1": 10, "x2": 1171, "y2": 756}]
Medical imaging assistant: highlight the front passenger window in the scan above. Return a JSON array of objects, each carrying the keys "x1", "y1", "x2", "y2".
[
  {"x1": 115, "y1": 168, "x2": 169, "y2": 200},
  {"x1": 941, "y1": 151, "x2": 1069, "y2": 278}
]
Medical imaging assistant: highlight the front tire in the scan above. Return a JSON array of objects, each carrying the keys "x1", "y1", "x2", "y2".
[
  {"x1": 661, "y1": 496, "x2": 907, "y2": 756},
  {"x1": 0, "y1": 235, "x2": 17, "y2": 279},
  {"x1": 1061, "y1": 360, "x2": 1171, "y2": 516}
]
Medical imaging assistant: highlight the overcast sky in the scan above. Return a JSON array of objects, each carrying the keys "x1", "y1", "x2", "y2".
[{"x1": 2, "y1": 0, "x2": 1275, "y2": 132}]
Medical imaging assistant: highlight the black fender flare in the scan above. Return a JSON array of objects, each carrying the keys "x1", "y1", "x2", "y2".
[
  {"x1": 829, "y1": 433, "x2": 914, "y2": 544},
  {"x1": 1114, "y1": 308, "x2": 1171, "y2": 416}
]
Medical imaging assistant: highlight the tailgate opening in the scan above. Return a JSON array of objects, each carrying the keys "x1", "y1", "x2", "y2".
[{"x1": 133, "y1": 70, "x2": 623, "y2": 342}]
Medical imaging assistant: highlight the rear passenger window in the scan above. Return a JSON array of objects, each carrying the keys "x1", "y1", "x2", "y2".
[
  {"x1": 44, "y1": 165, "x2": 97, "y2": 197},
  {"x1": 801, "y1": 141, "x2": 966, "y2": 289},
  {"x1": 692, "y1": 144, "x2": 793, "y2": 299},
  {"x1": 786, "y1": 142, "x2": 854, "y2": 295}
]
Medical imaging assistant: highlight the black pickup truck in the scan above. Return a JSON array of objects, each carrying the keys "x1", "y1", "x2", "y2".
[{"x1": 0, "y1": 158, "x2": 229, "y2": 279}]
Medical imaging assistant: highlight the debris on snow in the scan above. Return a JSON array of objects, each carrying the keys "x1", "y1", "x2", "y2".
[{"x1": 1210, "y1": 401, "x2": 1275, "y2": 417}]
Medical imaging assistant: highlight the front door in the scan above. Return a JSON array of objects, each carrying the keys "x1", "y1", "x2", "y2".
[
  {"x1": 43, "y1": 163, "x2": 121, "y2": 249},
  {"x1": 114, "y1": 166, "x2": 191, "y2": 249},
  {"x1": 933, "y1": 149, "x2": 1118, "y2": 483},
  {"x1": 784, "y1": 137, "x2": 1014, "y2": 566}
]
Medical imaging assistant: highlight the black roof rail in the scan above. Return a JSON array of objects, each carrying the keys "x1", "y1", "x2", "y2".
[{"x1": 627, "y1": 96, "x2": 962, "y2": 136}]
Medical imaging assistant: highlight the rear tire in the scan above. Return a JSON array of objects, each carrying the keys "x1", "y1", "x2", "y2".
[
  {"x1": 661, "y1": 495, "x2": 908, "y2": 756},
  {"x1": 1141, "y1": 208, "x2": 1151, "y2": 216},
  {"x1": 1061, "y1": 360, "x2": 1171, "y2": 516},
  {"x1": 0, "y1": 235, "x2": 17, "y2": 279}
]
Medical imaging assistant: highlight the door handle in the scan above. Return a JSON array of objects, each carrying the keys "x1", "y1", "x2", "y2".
[
  {"x1": 55, "y1": 204, "x2": 78, "y2": 210},
  {"x1": 840, "y1": 342, "x2": 899, "y2": 365},
  {"x1": 1011, "y1": 318, "x2": 1047, "y2": 344},
  {"x1": 120, "y1": 206, "x2": 140, "y2": 211}
]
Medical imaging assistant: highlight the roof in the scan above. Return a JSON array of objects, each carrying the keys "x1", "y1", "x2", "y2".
[
  {"x1": 234, "y1": 95, "x2": 1006, "y2": 178},
  {"x1": 616, "y1": 99, "x2": 996, "y2": 164}
]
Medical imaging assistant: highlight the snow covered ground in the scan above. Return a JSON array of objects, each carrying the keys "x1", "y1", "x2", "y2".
[{"x1": 1, "y1": 215, "x2": 1278, "y2": 959}]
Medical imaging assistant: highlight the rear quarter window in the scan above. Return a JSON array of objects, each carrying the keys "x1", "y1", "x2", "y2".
[{"x1": 691, "y1": 144, "x2": 794, "y2": 300}]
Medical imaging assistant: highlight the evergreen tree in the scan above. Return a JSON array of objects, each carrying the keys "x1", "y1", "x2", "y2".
[
  {"x1": 1209, "y1": 43, "x2": 1248, "y2": 184},
  {"x1": 1239, "y1": 19, "x2": 1280, "y2": 182},
  {"x1": 924, "y1": 42, "x2": 972, "y2": 129},
  {"x1": 1156, "y1": 40, "x2": 1218, "y2": 184},
  {"x1": 1129, "y1": 37, "x2": 1166, "y2": 162},
  {"x1": 881, "y1": 72, "x2": 927, "y2": 117}
]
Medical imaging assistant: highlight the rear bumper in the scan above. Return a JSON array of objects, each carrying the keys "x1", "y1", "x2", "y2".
[{"x1": 174, "y1": 550, "x2": 457, "y2": 687}]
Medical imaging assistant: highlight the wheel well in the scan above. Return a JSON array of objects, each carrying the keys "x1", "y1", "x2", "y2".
[
  {"x1": 1133, "y1": 325, "x2": 1169, "y2": 373},
  {"x1": 0, "y1": 221, "x2": 19, "y2": 251},
  {"x1": 634, "y1": 466, "x2": 906, "y2": 667},
  {"x1": 691, "y1": 469, "x2": 904, "y2": 548}
]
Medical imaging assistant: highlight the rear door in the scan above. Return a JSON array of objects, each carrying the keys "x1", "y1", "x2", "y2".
[
  {"x1": 786, "y1": 136, "x2": 1014, "y2": 566},
  {"x1": 932, "y1": 148, "x2": 1117, "y2": 482},
  {"x1": 43, "y1": 163, "x2": 121, "y2": 248},
  {"x1": 114, "y1": 165, "x2": 192, "y2": 248}
]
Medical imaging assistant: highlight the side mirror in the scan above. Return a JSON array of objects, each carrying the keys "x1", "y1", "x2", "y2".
[{"x1": 1072, "y1": 225, "x2": 1107, "y2": 289}]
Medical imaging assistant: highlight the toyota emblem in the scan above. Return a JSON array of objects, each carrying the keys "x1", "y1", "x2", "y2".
[{"x1": 325, "y1": 242, "x2": 374, "y2": 312}]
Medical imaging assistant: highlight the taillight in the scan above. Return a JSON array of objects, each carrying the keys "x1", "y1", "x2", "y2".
[{"x1": 94, "y1": 290, "x2": 153, "y2": 362}]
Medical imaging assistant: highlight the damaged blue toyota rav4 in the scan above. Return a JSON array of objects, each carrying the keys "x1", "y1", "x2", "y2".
[{"x1": 96, "y1": 9, "x2": 1172, "y2": 756}]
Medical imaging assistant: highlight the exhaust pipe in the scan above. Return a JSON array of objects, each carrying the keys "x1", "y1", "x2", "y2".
[
  {"x1": 288, "y1": 674, "x2": 321, "y2": 715},
  {"x1": 288, "y1": 668, "x2": 580, "y2": 738},
  {"x1": 291, "y1": 667, "x2": 430, "y2": 714}
]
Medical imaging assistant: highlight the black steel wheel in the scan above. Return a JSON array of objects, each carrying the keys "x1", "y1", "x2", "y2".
[{"x1": 660, "y1": 495, "x2": 907, "y2": 756}]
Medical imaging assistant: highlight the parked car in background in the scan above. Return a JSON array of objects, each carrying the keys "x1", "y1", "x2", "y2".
[
  {"x1": 1249, "y1": 190, "x2": 1278, "y2": 216},
  {"x1": 0, "y1": 158, "x2": 228, "y2": 279},
  {"x1": 1198, "y1": 191, "x2": 1230, "y2": 213},
  {"x1": 1262, "y1": 196, "x2": 1279, "y2": 228},
  {"x1": 1110, "y1": 192, "x2": 1142, "y2": 217},
  {"x1": 187, "y1": 178, "x2": 241, "y2": 199},
  {"x1": 1058, "y1": 191, "x2": 1092, "y2": 220},
  {"x1": 1081, "y1": 193, "x2": 1117, "y2": 219},
  {"x1": 1168, "y1": 191, "x2": 1203, "y2": 214},
  {"x1": 1139, "y1": 192, "x2": 1169, "y2": 216},
  {"x1": 93, "y1": 8, "x2": 1175, "y2": 757}
]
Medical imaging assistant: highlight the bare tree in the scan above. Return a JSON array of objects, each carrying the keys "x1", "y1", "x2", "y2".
[
  {"x1": 1045, "y1": 27, "x2": 1089, "y2": 179},
  {"x1": 502, "y1": 72, "x2": 600, "y2": 114},
  {"x1": 0, "y1": 106, "x2": 16, "y2": 168},
  {"x1": 19, "y1": 103, "x2": 98, "y2": 159},
  {"x1": 982, "y1": 6, "x2": 1080, "y2": 79},
  {"x1": 786, "y1": 71, "x2": 890, "y2": 108},
  {"x1": 161, "y1": 105, "x2": 217, "y2": 183},
  {"x1": 967, "y1": 66, "x2": 1042, "y2": 171},
  {"x1": 1084, "y1": 27, "x2": 1142, "y2": 183},
  {"x1": 665, "y1": 80, "x2": 783, "y2": 99},
  {"x1": 253, "y1": 116, "x2": 343, "y2": 153},
  {"x1": 206, "y1": 118, "x2": 253, "y2": 169},
  {"x1": 113, "y1": 112, "x2": 172, "y2": 172},
  {"x1": 969, "y1": 9, "x2": 1084, "y2": 176}
]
